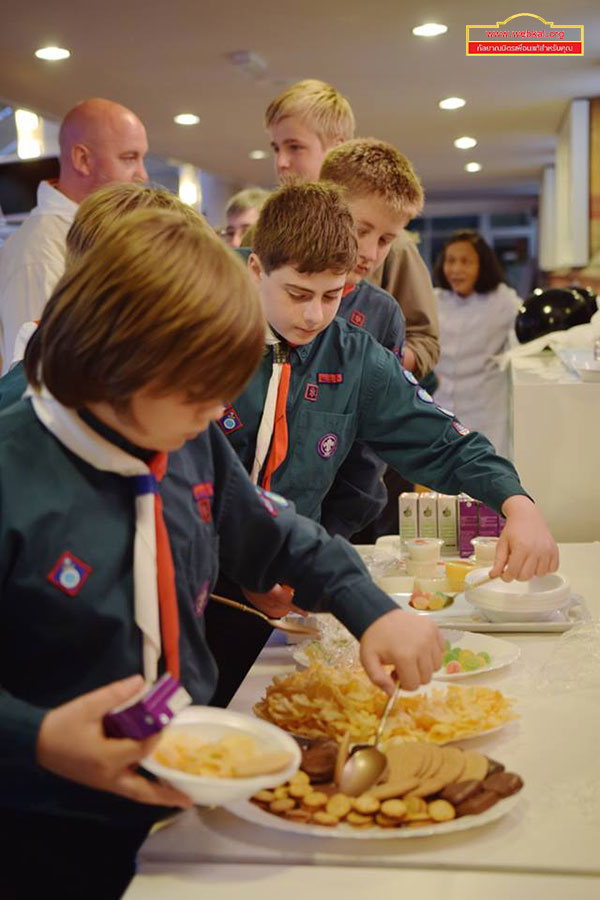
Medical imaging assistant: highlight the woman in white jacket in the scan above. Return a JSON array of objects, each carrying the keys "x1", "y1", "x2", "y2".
[{"x1": 433, "y1": 231, "x2": 521, "y2": 459}]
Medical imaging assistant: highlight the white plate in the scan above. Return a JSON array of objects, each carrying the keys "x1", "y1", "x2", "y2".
[
  {"x1": 391, "y1": 591, "x2": 591, "y2": 633},
  {"x1": 290, "y1": 628, "x2": 520, "y2": 680},
  {"x1": 225, "y1": 792, "x2": 522, "y2": 840},
  {"x1": 435, "y1": 630, "x2": 520, "y2": 680},
  {"x1": 447, "y1": 594, "x2": 591, "y2": 633}
]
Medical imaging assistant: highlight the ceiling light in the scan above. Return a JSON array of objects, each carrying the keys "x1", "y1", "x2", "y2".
[
  {"x1": 412, "y1": 23, "x2": 448, "y2": 37},
  {"x1": 465, "y1": 162, "x2": 482, "y2": 173},
  {"x1": 249, "y1": 150, "x2": 268, "y2": 160},
  {"x1": 35, "y1": 46, "x2": 70, "y2": 61},
  {"x1": 174, "y1": 113, "x2": 200, "y2": 126},
  {"x1": 454, "y1": 136, "x2": 477, "y2": 150},
  {"x1": 439, "y1": 97, "x2": 466, "y2": 110}
]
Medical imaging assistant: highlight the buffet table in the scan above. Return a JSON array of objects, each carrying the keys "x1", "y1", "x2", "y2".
[{"x1": 125, "y1": 542, "x2": 600, "y2": 898}]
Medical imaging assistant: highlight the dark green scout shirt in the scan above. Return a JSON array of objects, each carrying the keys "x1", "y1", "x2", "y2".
[
  {"x1": 221, "y1": 317, "x2": 527, "y2": 522},
  {"x1": 321, "y1": 281, "x2": 405, "y2": 537},
  {"x1": 0, "y1": 400, "x2": 396, "y2": 825}
]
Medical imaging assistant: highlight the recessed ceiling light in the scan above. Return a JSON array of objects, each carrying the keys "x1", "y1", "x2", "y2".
[
  {"x1": 174, "y1": 113, "x2": 200, "y2": 126},
  {"x1": 465, "y1": 162, "x2": 482, "y2": 173},
  {"x1": 412, "y1": 23, "x2": 448, "y2": 37},
  {"x1": 35, "y1": 46, "x2": 70, "y2": 61},
  {"x1": 249, "y1": 150, "x2": 268, "y2": 160},
  {"x1": 454, "y1": 136, "x2": 477, "y2": 150},
  {"x1": 439, "y1": 97, "x2": 466, "y2": 110}
]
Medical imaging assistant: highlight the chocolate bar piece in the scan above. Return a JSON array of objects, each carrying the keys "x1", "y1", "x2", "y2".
[
  {"x1": 456, "y1": 789, "x2": 499, "y2": 817},
  {"x1": 439, "y1": 779, "x2": 482, "y2": 806},
  {"x1": 483, "y1": 772, "x2": 524, "y2": 797}
]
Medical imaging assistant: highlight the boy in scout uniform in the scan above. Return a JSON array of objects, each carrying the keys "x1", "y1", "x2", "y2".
[
  {"x1": 0, "y1": 205, "x2": 444, "y2": 897},
  {"x1": 264, "y1": 78, "x2": 439, "y2": 378},
  {"x1": 205, "y1": 181, "x2": 557, "y2": 704},
  {"x1": 318, "y1": 138, "x2": 423, "y2": 538}
]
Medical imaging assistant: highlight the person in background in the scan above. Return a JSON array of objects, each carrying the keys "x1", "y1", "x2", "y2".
[
  {"x1": 0, "y1": 98, "x2": 148, "y2": 371},
  {"x1": 0, "y1": 205, "x2": 444, "y2": 897},
  {"x1": 433, "y1": 230, "x2": 522, "y2": 459},
  {"x1": 265, "y1": 78, "x2": 439, "y2": 378},
  {"x1": 220, "y1": 186, "x2": 270, "y2": 248},
  {"x1": 4, "y1": 182, "x2": 195, "y2": 375}
]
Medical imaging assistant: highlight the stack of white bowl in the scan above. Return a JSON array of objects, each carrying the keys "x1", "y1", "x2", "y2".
[{"x1": 464, "y1": 570, "x2": 571, "y2": 622}]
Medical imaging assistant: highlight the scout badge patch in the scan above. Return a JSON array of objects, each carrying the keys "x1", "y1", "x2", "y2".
[
  {"x1": 317, "y1": 433, "x2": 339, "y2": 458},
  {"x1": 218, "y1": 406, "x2": 243, "y2": 434},
  {"x1": 47, "y1": 551, "x2": 92, "y2": 597},
  {"x1": 304, "y1": 383, "x2": 319, "y2": 402},
  {"x1": 193, "y1": 482, "x2": 214, "y2": 522}
]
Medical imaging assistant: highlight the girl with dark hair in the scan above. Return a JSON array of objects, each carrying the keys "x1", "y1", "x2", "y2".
[{"x1": 433, "y1": 230, "x2": 521, "y2": 458}]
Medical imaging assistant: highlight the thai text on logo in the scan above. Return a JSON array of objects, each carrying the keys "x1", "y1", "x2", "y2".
[{"x1": 466, "y1": 14, "x2": 583, "y2": 56}]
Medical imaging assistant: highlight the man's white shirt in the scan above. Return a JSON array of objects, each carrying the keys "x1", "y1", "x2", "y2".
[{"x1": 0, "y1": 181, "x2": 77, "y2": 372}]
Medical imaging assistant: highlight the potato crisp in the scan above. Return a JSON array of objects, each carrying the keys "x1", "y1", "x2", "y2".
[{"x1": 253, "y1": 664, "x2": 516, "y2": 743}]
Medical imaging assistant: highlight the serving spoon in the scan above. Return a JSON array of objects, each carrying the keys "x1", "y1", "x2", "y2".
[
  {"x1": 337, "y1": 681, "x2": 401, "y2": 796},
  {"x1": 209, "y1": 593, "x2": 320, "y2": 638}
]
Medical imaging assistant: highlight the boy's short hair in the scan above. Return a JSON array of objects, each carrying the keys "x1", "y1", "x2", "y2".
[
  {"x1": 253, "y1": 180, "x2": 358, "y2": 275},
  {"x1": 264, "y1": 79, "x2": 356, "y2": 147},
  {"x1": 226, "y1": 187, "x2": 270, "y2": 218},
  {"x1": 25, "y1": 209, "x2": 265, "y2": 409},
  {"x1": 66, "y1": 182, "x2": 203, "y2": 267},
  {"x1": 320, "y1": 138, "x2": 424, "y2": 219}
]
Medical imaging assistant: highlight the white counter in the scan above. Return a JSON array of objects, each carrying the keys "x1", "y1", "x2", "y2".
[
  {"x1": 127, "y1": 543, "x2": 600, "y2": 897},
  {"x1": 511, "y1": 353, "x2": 600, "y2": 541}
]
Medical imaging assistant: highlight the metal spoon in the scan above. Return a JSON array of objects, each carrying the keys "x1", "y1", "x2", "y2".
[
  {"x1": 209, "y1": 593, "x2": 320, "y2": 637},
  {"x1": 338, "y1": 682, "x2": 400, "y2": 796}
]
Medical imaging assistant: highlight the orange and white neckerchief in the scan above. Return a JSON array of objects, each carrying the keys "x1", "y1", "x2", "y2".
[
  {"x1": 27, "y1": 384, "x2": 179, "y2": 682},
  {"x1": 250, "y1": 329, "x2": 291, "y2": 486}
]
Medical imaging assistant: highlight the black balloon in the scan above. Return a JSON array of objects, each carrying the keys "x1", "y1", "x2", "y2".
[
  {"x1": 566, "y1": 285, "x2": 598, "y2": 319},
  {"x1": 515, "y1": 288, "x2": 596, "y2": 344}
]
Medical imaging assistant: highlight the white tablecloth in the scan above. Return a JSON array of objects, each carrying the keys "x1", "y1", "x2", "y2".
[{"x1": 127, "y1": 542, "x2": 600, "y2": 896}]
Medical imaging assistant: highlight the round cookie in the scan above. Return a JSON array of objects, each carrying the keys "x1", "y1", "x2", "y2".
[
  {"x1": 460, "y1": 750, "x2": 489, "y2": 782},
  {"x1": 406, "y1": 746, "x2": 466, "y2": 798}
]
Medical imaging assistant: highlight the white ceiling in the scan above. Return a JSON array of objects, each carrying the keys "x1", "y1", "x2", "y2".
[{"x1": 1, "y1": 0, "x2": 598, "y2": 201}]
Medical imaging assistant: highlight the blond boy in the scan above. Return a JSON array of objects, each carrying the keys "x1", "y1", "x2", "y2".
[{"x1": 265, "y1": 78, "x2": 439, "y2": 378}]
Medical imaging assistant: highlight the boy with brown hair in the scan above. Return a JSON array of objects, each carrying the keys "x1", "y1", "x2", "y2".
[
  {"x1": 205, "y1": 180, "x2": 557, "y2": 704},
  {"x1": 265, "y1": 78, "x2": 438, "y2": 378},
  {"x1": 0, "y1": 201, "x2": 444, "y2": 896}
]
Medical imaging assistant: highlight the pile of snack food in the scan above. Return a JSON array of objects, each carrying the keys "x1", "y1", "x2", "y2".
[
  {"x1": 254, "y1": 663, "x2": 516, "y2": 743},
  {"x1": 251, "y1": 741, "x2": 523, "y2": 830},
  {"x1": 153, "y1": 731, "x2": 293, "y2": 778}
]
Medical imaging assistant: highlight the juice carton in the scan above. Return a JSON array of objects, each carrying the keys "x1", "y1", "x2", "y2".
[
  {"x1": 399, "y1": 492, "x2": 419, "y2": 542},
  {"x1": 437, "y1": 494, "x2": 458, "y2": 553},
  {"x1": 478, "y1": 503, "x2": 499, "y2": 537},
  {"x1": 458, "y1": 495, "x2": 479, "y2": 558},
  {"x1": 418, "y1": 492, "x2": 438, "y2": 539}
]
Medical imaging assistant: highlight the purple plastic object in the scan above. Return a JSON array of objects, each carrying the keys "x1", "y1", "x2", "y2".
[
  {"x1": 458, "y1": 496, "x2": 479, "y2": 558},
  {"x1": 103, "y1": 673, "x2": 191, "y2": 740}
]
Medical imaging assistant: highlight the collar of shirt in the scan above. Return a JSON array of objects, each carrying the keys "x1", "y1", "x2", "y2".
[
  {"x1": 32, "y1": 180, "x2": 79, "y2": 220},
  {"x1": 78, "y1": 407, "x2": 155, "y2": 463}
]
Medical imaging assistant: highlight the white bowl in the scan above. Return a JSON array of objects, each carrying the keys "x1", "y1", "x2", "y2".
[
  {"x1": 404, "y1": 537, "x2": 444, "y2": 561},
  {"x1": 471, "y1": 536, "x2": 499, "y2": 563},
  {"x1": 464, "y1": 568, "x2": 571, "y2": 622},
  {"x1": 143, "y1": 706, "x2": 300, "y2": 806}
]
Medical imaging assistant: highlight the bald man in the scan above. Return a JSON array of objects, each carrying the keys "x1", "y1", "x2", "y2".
[{"x1": 0, "y1": 98, "x2": 148, "y2": 371}]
